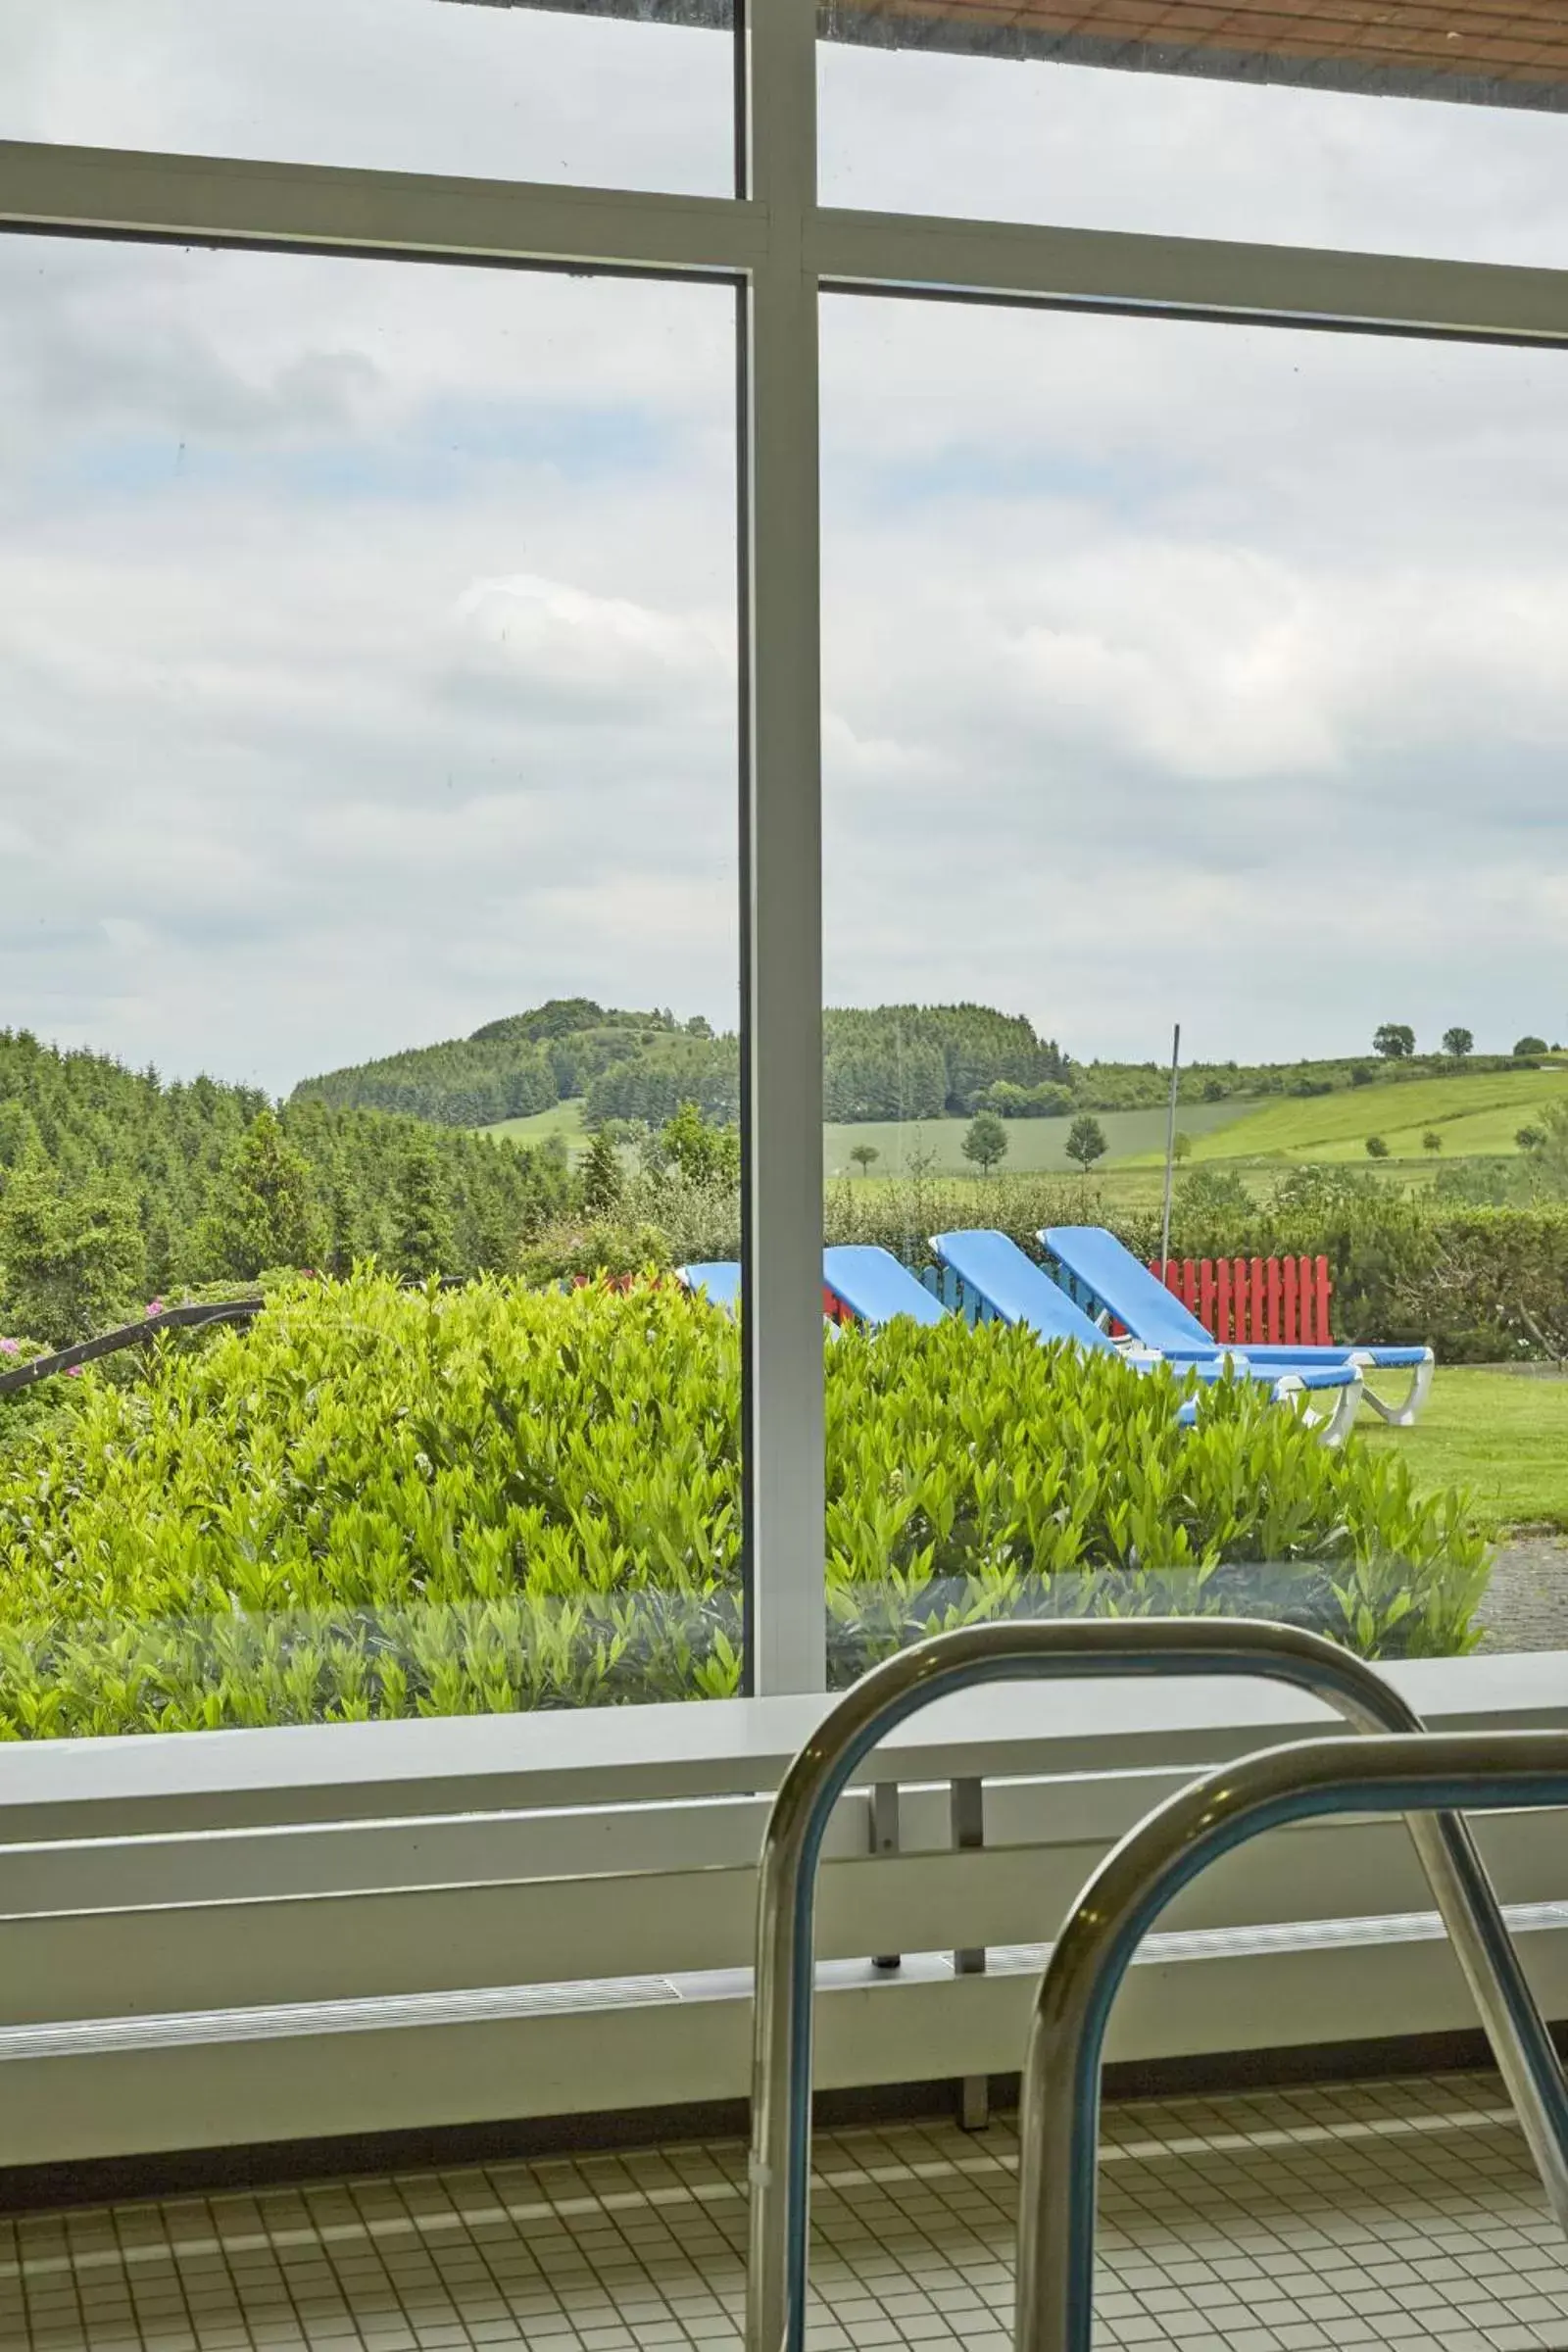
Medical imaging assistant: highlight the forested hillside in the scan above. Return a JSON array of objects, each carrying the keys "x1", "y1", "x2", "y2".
[
  {"x1": 0, "y1": 1031, "x2": 568, "y2": 1344},
  {"x1": 295, "y1": 997, "x2": 1076, "y2": 1131}
]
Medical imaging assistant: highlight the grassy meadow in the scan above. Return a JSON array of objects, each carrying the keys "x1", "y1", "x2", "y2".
[
  {"x1": 1136, "y1": 1067, "x2": 1568, "y2": 1166},
  {"x1": 822, "y1": 1099, "x2": 1252, "y2": 1178},
  {"x1": 483, "y1": 1098, "x2": 590, "y2": 1154},
  {"x1": 477, "y1": 1068, "x2": 1568, "y2": 1193}
]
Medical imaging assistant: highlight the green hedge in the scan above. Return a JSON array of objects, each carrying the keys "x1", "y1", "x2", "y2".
[
  {"x1": 1164, "y1": 1190, "x2": 1568, "y2": 1364},
  {"x1": 0, "y1": 1272, "x2": 1486, "y2": 1736},
  {"x1": 819, "y1": 1170, "x2": 1568, "y2": 1363}
]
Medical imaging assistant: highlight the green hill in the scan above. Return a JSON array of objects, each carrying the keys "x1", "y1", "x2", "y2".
[
  {"x1": 1123, "y1": 1067, "x2": 1568, "y2": 1165},
  {"x1": 296, "y1": 994, "x2": 1559, "y2": 1154},
  {"x1": 293, "y1": 998, "x2": 1074, "y2": 1134}
]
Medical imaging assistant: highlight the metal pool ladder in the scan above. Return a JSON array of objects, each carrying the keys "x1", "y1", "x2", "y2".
[
  {"x1": 744, "y1": 1620, "x2": 1568, "y2": 2352},
  {"x1": 1017, "y1": 1728, "x2": 1568, "y2": 2352}
]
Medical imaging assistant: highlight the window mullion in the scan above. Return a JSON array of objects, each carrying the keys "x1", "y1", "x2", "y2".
[{"x1": 739, "y1": 0, "x2": 826, "y2": 1694}]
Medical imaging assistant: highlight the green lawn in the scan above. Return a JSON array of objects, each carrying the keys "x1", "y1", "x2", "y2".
[
  {"x1": 1363, "y1": 1368, "x2": 1568, "y2": 1534},
  {"x1": 1129, "y1": 1068, "x2": 1568, "y2": 1167}
]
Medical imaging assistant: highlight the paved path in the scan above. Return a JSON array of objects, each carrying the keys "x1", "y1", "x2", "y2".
[{"x1": 1479, "y1": 1534, "x2": 1568, "y2": 1652}]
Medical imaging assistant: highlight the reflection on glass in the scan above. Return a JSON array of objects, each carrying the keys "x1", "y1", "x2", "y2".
[
  {"x1": 0, "y1": 238, "x2": 739, "y2": 1729},
  {"x1": 820, "y1": 298, "x2": 1568, "y2": 1669},
  {"x1": 0, "y1": 0, "x2": 734, "y2": 194}
]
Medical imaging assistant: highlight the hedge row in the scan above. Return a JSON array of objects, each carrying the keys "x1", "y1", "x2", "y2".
[{"x1": 0, "y1": 1272, "x2": 1486, "y2": 1735}]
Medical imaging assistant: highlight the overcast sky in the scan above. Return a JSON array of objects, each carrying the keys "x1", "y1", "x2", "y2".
[{"x1": 3, "y1": 3, "x2": 1567, "y2": 1092}]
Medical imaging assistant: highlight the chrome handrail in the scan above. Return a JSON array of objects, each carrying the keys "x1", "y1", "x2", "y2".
[
  {"x1": 1016, "y1": 1729, "x2": 1568, "y2": 2352},
  {"x1": 746, "y1": 1621, "x2": 1568, "y2": 2352}
]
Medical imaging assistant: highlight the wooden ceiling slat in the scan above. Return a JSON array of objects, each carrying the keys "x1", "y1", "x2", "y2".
[{"x1": 848, "y1": 0, "x2": 1568, "y2": 83}]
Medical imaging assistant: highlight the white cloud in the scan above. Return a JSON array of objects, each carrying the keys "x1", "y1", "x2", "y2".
[{"x1": 453, "y1": 572, "x2": 733, "y2": 712}]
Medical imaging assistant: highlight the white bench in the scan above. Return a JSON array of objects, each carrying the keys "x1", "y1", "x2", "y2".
[{"x1": 0, "y1": 1652, "x2": 1565, "y2": 2170}]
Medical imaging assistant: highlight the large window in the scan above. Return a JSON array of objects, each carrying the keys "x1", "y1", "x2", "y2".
[
  {"x1": 1, "y1": 0, "x2": 1564, "y2": 1729},
  {"x1": 0, "y1": 234, "x2": 741, "y2": 1730},
  {"x1": 819, "y1": 292, "x2": 1567, "y2": 1672}
]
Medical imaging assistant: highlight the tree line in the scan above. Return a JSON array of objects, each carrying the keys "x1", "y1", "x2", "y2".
[{"x1": 0, "y1": 1031, "x2": 569, "y2": 1346}]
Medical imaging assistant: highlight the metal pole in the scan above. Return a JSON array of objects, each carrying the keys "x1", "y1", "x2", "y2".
[
  {"x1": 1158, "y1": 1020, "x2": 1180, "y2": 1283},
  {"x1": 1015, "y1": 1730, "x2": 1568, "y2": 2352},
  {"x1": 745, "y1": 1619, "x2": 1568, "y2": 2352}
]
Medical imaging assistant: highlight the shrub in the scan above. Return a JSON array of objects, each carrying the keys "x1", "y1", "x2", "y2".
[
  {"x1": 0, "y1": 1273, "x2": 1488, "y2": 1738},
  {"x1": 520, "y1": 1218, "x2": 675, "y2": 1284}
]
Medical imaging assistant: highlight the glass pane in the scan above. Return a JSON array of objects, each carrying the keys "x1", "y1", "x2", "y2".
[
  {"x1": 1, "y1": 0, "x2": 734, "y2": 195},
  {"x1": 820, "y1": 292, "x2": 1567, "y2": 1676},
  {"x1": 819, "y1": 4, "x2": 1568, "y2": 262},
  {"x1": 0, "y1": 234, "x2": 742, "y2": 1733}
]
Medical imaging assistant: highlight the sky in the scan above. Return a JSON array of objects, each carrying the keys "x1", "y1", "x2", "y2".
[{"x1": 2, "y1": 3, "x2": 1568, "y2": 1094}]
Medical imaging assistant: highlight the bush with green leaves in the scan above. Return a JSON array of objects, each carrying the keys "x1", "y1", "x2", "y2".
[{"x1": 0, "y1": 1272, "x2": 1486, "y2": 1738}]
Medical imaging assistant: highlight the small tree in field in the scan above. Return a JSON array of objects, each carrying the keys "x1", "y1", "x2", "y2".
[
  {"x1": 1422, "y1": 1129, "x2": 1443, "y2": 1153},
  {"x1": 1066, "y1": 1114, "x2": 1107, "y2": 1174},
  {"x1": 1515, "y1": 1036, "x2": 1549, "y2": 1060},
  {"x1": 1441, "y1": 1026, "x2": 1474, "y2": 1060},
  {"x1": 1172, "y1": 1131, "x2": 1193, "y2": 1163},
  {"x1": 1365, "y1": 1134, "x2": 1390, "y2": 1159},
  {"x1": 1372, "y1": 1024, "x2": 1415, "y2": 1060},
  {"x1": 849, "y1": 1143, "x2": 880, "y2": 1178},
  {"x1": 961, "y1": 1112, "x2": 1008, "y2": 1177}
]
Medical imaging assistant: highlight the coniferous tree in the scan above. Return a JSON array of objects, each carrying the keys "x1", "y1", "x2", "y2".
[
  {"x1": 196, "y1": 1111, "x2": 324, "y2": 1280},
  {"x1": 391, "y1": 1139, "x2": 455, "y2": 1280},
  {"x1": 0, "y1": 1156, "x2": 148, "y2": 1343}
]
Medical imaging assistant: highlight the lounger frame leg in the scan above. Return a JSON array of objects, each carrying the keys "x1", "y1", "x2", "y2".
[
  {"x1": 1278, "y1": 1370, "x2": 1363, "y2": 1447},
  {"x1": 1351, "y1": 1350, "x2": 1436, "y2": 1429}
]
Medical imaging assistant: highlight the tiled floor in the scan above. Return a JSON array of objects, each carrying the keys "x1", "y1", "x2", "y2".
[{"x1": 4, "y1": 2073, "x2": 1567, "y2": 2352}]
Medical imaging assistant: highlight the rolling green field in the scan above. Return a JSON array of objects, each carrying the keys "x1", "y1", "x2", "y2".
[
  {"x1": 1130, "y1": 1068, "x2": 1568, "y2": 1167},
  {"x1": 479, "y1": 1097, "x2": 1257, "y2": 1176},
  {"x1": 480, "y1": 1066, "x2": 1568, "y2": 1187},
  {"x1": 823, "y1": 1099, "x2": 1252, "y2": 1179}
]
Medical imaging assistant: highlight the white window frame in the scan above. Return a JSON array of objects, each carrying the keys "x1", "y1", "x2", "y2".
[{"x1": 4, "y1": 3, "x2": 1567, "y2": 1697}]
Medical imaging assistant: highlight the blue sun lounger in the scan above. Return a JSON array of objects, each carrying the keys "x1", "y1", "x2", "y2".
[
  {"x1": 931, "y1": 1229, "x2": 1362, "y2": 1445},
  {"x1": 680, "y1": 1250, "x2": 947, "y2": 1330},
  {"x1": 677, "y1": 1261, "x2": 743, "y2": 1315},
  {"x1": 822, "y1": 1245, "x2": 946, "y2": 1329},
  {"x1": 1040, "y1": 1225, "x2": 1434, "y2": 1429}
]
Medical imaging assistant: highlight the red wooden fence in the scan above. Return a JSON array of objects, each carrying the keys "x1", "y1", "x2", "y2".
[{"x1": 1145, "y1": 1255, "x2": 1333, "y2": 1348}]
